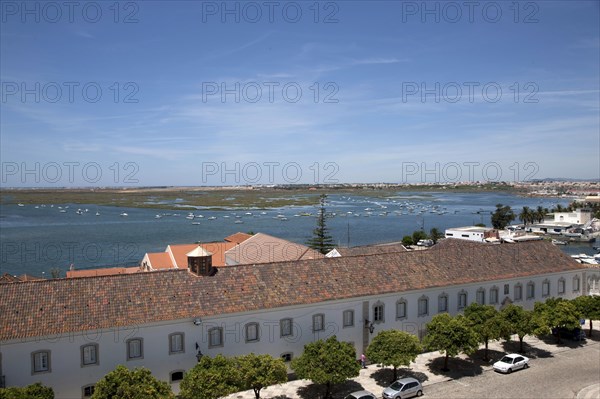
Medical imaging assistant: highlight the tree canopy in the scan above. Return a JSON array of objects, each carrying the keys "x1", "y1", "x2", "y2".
[
  {"x1": 179, "y1": 355, "x2": 241, "y2": 399},
  {"x1": 366, "y1": 330, "x2": 422, "y2": 382},
  {"x1": 238, "y1": 353, "x2": 288, "y2": 399},
  {"x1": 306, "y1": 194, "x2": 335, "y2": 254},
  {"x1": 291, "y1": 335, "x2": 360, "y2": 399},
  {"x1": 464, "y1": 303, "x2": 510, "y2": 360},
  {"x1": 573, "y1": 295, "x2": 600, "y2": 337},
  {"x1": 500, "y1": 303, "x2": 545, "y2": 352},
  {"x1": 91, "y1": 365, "x2": 174, "y2": 399},
  {"x1": 422, "y1": 313, "x2": 480, "y2": 371},
  {"x1": 0, "y1": 383, "x2": 54, "y2": 399},
  {"x1": 491, "y1": 203, "x2": 516, "y2": 229},
  {"x1": 535, "y1": 298, "x2": 582, "y2": 343}
]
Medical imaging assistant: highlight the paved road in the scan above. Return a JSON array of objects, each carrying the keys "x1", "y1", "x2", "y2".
[{"x1": 424, "y1": 343, "x2": 600, "y2": 399}]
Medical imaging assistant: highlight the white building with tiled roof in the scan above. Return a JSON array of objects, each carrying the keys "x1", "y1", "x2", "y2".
[{"x1": 0, "y1": 239, "x2": 588, "y2": 397}]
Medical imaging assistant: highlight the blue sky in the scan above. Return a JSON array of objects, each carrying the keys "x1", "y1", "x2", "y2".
[{"x1": 1, "y1": 1, "x2": 599, "y2": 186}]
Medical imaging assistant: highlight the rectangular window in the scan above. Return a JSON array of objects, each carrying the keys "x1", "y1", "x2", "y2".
[
  {"x1": 313, "y1": 314, "x2": 324, "y2": 332},
  {"x1": 127, "y1": 339, "x2": 143, "y2": 360},
  {"x1": 438, "y1": 296, "x2": 448, "y2": 312},
  {"x1": 208, "y1": 328, "x2": 223, "y2": 348},
  {"x1": 527, "y1": 283, "x2": 535, "y2": 299},
  {"x1": 83, "y1": 386, "x2": 95, "y2": 398},
  {"x1": 476, "y1": 290, "x2": 485, "y2": 305},
  {"x1": 504, "y1": 284, "x2": 509, "y2": 295},
  {"x1": 374, "y1": 305, "x2": 384, "y2": 322},
  {"x1": 490, "y1": 288, "x2": 498, "y2": 304},
  {"x1": 458, "y1": 293, "x2": 467, "y2": 309},
  {"x1": 514, "y1": 285, "x2": 522, "y2": 301},
  {"x1": 81, "y1": 344, "x2": 98, "y2": 366},
  {"x1": 573, "y1": 277, "x2": 580, "y2": 292},
  {"x1": 169, "y1": 333, "x2": 184, "y2": 354},
  {"x1": 542, "y1": 281, "x2": 550, "y2": 297},
  {"x1": 343, "y1": 310, "x2": 354, "y2": 327},
  {"x1": 418, "y1": 298, "x2": 428, "y2": 316},
  {"x1": 558, "y1": 279, "x2": 565, "y2": 294},
  {"x1": 32, "y1": 351, "x2": 50, "y2": 373},
  {"x1": 246, "y1": 323, "x2": 259, "y2": 342},
  {"x1": 280, "y1": 318, "x2": 293, "y2": 337},
  {"x1": 396, "y1": 301, "x2": 406, "y2": 319}
]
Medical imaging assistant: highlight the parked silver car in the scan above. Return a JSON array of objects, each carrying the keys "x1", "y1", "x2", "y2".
[
  {"x1": 344, "y1": 390, "x2": 377, "y2": 399},
  {"x1": 382, "y1": 377, "x2": 423, "y2": 399}
]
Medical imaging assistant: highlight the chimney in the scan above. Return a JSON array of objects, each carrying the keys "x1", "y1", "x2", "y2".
[{"x1": 186, "y1": 246, "x2": 214, "y2": 276}]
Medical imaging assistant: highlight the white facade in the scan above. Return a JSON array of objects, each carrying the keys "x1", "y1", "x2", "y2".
[
  {"x1": 552, "y1": 209, "x2": 592, "y2": 225},
  {"x1": 0, "y1": 269, "x2": 586, "y2": 398},
  {"x1": 444, "y1": 226, "x2": 496, "y2": 242}
]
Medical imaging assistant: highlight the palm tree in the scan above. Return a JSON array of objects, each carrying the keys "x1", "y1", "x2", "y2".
[
  {"x1": 535, "y1": 206, "x2": 546, "y2": 223},
  {"x1": 519, "y1": 206, "x2": 532, "y2": 226}
]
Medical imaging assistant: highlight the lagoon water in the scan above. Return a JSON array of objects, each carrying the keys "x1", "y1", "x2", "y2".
[{"x1": 0, "y1": 192, "x2": 594, "y2": 277}]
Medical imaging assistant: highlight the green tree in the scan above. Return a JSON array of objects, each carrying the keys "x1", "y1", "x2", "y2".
[
  {"x1": 179, "y1": 355, "x2": 241, "y2": 399},
  {"x1": 0, "y1": 383, "x2": 54, "y2": 399},
  {"x1": 366, "y1": 330, "x2": 422, "y2": 382},
  {"x1": 573, "y1": 295, "x2": 600, "y2": 337},
  {"x1": 535, "y1": 298, "x2": 582, "y2": 344},
  {"x1": 429, "y1": 227, "x2": 444, "y2": 244},
  {"x1": 535, "y1": 205, "x2": 547, "y2": 223},
  {"x1": 464, "y1": 303, "x2": 510, "y2": 361},
  {"x1": 412, "y1": 230, "x2": 428, "y2": 245},
  {"x1": 518, "y1": 206, "x2": 532, "y2": 226},
  {"x1": 238, "y1": 353, "x2": 288, "y2": 399},
  {"x1": 401, "y1": 235, "x2": 414, "y2": 246},
  {"x1": 422, "y1": 313, "x2": 479, "y2": 371},
  {"x1": 306, "y1": 194, "x2": 335, "y2": 254},
  {"x1": 291, "y1": 335, "x2": 360, "y2": 399},
  {"x1": 491, "y1": 204, "x2": 516, "y2": 229},
  {"x1": 500, "y1": 304, "x2": 546, "y2": 353},
  {"x1": 92, "y1": 365, "x2": 174, "y2": 399}
]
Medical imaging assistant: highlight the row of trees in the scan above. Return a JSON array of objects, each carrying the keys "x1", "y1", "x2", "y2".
[
  {"x1": 7, "y1": 296, "x2": 598, "y2": 399},
  {"x1": 518, "y1": 206, "x2": 548, "y2": 226},
  {"x1": 401, "y1": 227, "x2": 444, "y2": 246}
]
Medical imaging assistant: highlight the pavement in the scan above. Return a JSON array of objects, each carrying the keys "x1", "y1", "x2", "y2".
[{"x1": 223, "y1": 321, "x2": 600, "y2": 399}]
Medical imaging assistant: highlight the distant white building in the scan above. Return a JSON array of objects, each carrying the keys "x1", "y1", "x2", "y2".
[
  {"x1": 444, "y1": 226, "x2": 499, "y2": 242},
  {"x1": 551, "y1": 209, "x2": 592, "y2": 225}
]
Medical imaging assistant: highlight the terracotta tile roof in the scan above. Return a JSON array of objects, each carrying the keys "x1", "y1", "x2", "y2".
[
  {"x1": 66, "y1": 267, "x2": 140, "y2": 278},
  {"x1": 224, "y1": 233, "x2": 323, "y2": 265},
  {"x1": 0, "y1": 240, "x2": 584, "y2": 341},
  {"x1": 167, "y1": 244, "x2": 199, "y2": 269},
  {"x1": 224, "y1": 232, "x2": 253, "y2": 244},
  {"x1": 336, "y1": 242, "x2": 408, "y2": 257},
  {"x1": 146, "y1": 252, "x2": 174, "y2": 270},
  {"x1": 198, "y1": 242, "x2": 237, "y2": 267},
  {"x1": 0, "y1": 273, "x2": 45, "y2": 283}
]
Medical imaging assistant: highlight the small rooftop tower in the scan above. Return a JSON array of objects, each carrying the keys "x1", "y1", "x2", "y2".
[{"x1": 187, "y1": 246, "x2": 213, "y2": 276}]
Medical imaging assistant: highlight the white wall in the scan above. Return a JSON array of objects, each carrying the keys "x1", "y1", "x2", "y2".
[
  {"x1": 0, "y1": 270, "x2": 585, "y2": 398},
  {"x1": 444, "y1": 229, "x2": 485, "y2": 242}
]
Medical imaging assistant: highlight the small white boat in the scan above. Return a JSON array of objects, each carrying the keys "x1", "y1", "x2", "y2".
[
  {"x1": 120, "y1": 212, "x2": 128, "y2": 217},
  {"x1": 192, "y1": 222, "x2": 201, "y2": 225},
  {"x1": 76, "y1": 209, "x2": 83, "y2": 215},
  {"x1": 59, "y1": 209, "x2": 67, "y2": 213},
  {"x1": 155, "y1": 214, "x2": 162, "y2": 219},
  {"x1": 552, "y1": 239, "x2": 567, "y2": 245},
  {"x1": 17, "y1": 203, "x2": 24, "y2": 207},
  {"x1": 95, "y1": 212, "x2": 100, "y2": 216},
  {"x1": 186, "y1": 215, "x2": 194, "y2": 220},
  {"x1": 207, "y1": 216, "x2": 217, "y2": 220},
  {"x1": 234, "y1": 220, "x2": 244, "y2": 224}
]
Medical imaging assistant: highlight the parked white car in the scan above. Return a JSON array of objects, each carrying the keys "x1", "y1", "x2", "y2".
[
  {"x1": 382, "y1": 377, "x2": 423, "y2": 399},
  {"x1": 493, "y1": 353, "x2": 530, "y2": 373}
]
